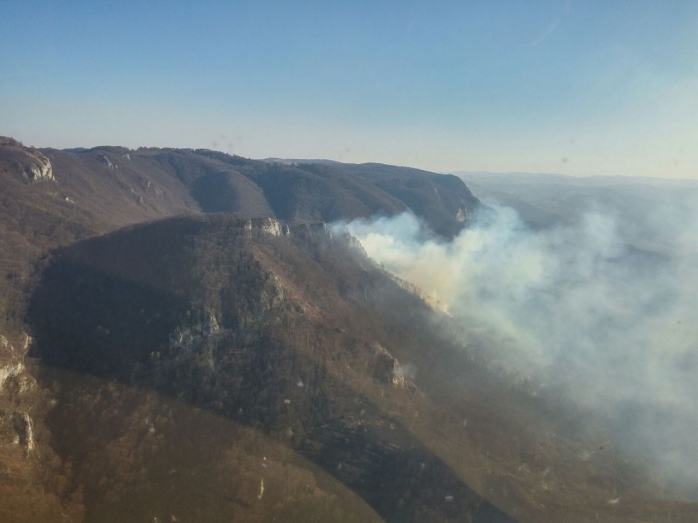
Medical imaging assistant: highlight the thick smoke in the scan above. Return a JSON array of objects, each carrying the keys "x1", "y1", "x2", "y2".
[{"x1": 332, "y1": 200, "x2": 698, "y2": 495}]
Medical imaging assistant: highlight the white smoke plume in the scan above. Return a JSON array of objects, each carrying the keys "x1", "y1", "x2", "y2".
[{"x1": 332, "y1": 199, "x2": 698, "y2": 495}]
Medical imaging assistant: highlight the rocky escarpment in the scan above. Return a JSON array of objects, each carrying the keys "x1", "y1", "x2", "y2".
[
  {"x1": 26, "y1": 150, "x2": 54, "y2": 181},
  {"x1": 27, "y1": 214, "x2": 517, "y2": 523},
  {"x1": 0, "y1": 137, "x2": 54, "y2": 182},
  {"x1": 0, "y1": 333, "x2": 37, "y2": 453},
  {"x1": 0, "y1": 331, "x2": 81, "y2": 523}
]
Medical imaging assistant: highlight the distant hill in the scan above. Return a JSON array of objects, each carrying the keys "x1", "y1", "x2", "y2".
[{"x1": 457, "y1": 171, "x2": 698, "y2": 256}]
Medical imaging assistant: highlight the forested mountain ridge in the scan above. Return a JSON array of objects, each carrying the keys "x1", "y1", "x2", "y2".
[
  {"x1": 0, "y1": 137, "x2": 485, "y2": 522},
  {"x1": 0, "y1": 137, "x2": 480, "y2": 333},
  {"x1": 1, "y1": 138, "x2": 696, "y2": 522}
]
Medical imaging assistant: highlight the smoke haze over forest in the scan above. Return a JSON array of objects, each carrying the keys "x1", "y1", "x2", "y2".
[{"x1": 335, "y1": 190, "x2": 698, "y2": 494}]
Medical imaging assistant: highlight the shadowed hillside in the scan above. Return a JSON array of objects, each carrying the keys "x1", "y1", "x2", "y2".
[
  {"x1": 0, "y1": 138, "x2": 480, "y2": 336},
  {"x1": 3, "y1": 139, "x2": 697, "y2": 522},
  {"x1": 27, "y1": 215, "x2": 514, "y2": 522},
  {"x1": 0, "y1": 140, "x2": 480, "y2": 523},
  {"x1": 24, "y1": 214, "x2": 698, "y2": 523}
]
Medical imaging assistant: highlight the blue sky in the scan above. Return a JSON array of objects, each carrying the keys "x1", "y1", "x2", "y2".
[{"x1": 2, "y1": 0, "x2": 697, "y2": 177}]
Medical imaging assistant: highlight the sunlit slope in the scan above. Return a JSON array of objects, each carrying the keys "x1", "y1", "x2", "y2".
[{"x1": 35, "y1": 366, "x2": 384, "y2": 523}]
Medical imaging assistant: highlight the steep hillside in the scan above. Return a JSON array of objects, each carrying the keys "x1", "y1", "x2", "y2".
[
  {"x1": 24, "y1": 215, "x2": 698, "y2": 523},
  {"x1": 0, "y1": 140, "x2": 480, "y2": 523},
  {"x1": 4, "y1": 139, "x2": 695, "y2": 522},
  {"x1": 0, "y1": 138, "x2": 480, "y2": 338},
  {"x1": 26, "y1": 216, "x2": 506, "y2": 522},
  {"x1": 0, "y1": 139, "x2": 197, "y2": 337}
]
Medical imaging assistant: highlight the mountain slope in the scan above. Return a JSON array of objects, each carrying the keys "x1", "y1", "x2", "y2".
[
  {"x1": 3, "y1": 139, "x2": 696, "y2": 522},
  {"x1": 0, "y1": 138, "x2": 485, "y2": 523},
  {"x1": 27, "y1": 215, "x2": 513, "y2": 522},
  {"x1": 0, "y1": 138, "x2": 480, "y2": 336},
  {"x1": 25, "y1": 214, "x2": 698, "y2": 523}
]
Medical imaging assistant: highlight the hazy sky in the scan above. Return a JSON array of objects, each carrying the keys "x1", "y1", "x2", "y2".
[{"x1": 2, "y1": 1, "x2": 697, "y2": 178}]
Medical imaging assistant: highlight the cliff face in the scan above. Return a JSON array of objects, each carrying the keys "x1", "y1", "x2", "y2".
[{"x1": 0, "y1": 137, "x2": 54, "y2": 182}]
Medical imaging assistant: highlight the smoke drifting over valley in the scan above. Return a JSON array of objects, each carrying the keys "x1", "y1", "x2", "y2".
[{"x1": 333, "y1": 191, "x2": 698, "y2": 496}]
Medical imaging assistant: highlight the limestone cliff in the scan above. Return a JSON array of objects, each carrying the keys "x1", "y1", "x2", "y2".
[{"x1": 0, "y1": 137, "x2": 54, "y2": 182}]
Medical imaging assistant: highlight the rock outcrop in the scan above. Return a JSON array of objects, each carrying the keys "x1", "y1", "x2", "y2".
[
  {"x1": 26, "y1": 150, "x2": 54, "y2": 181},
  {"x1": 99, "y1": 154, "x2": 116, "y2": 169},
  {"x1": 0, "y1": 136, "x2": 54, "y2": 182},
  {"x1": 371, "y1": 343, "x2": 407, "y2": 388},
  {"x1": 0, "y1": 360, "x2": 25, "y2": 392}
]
